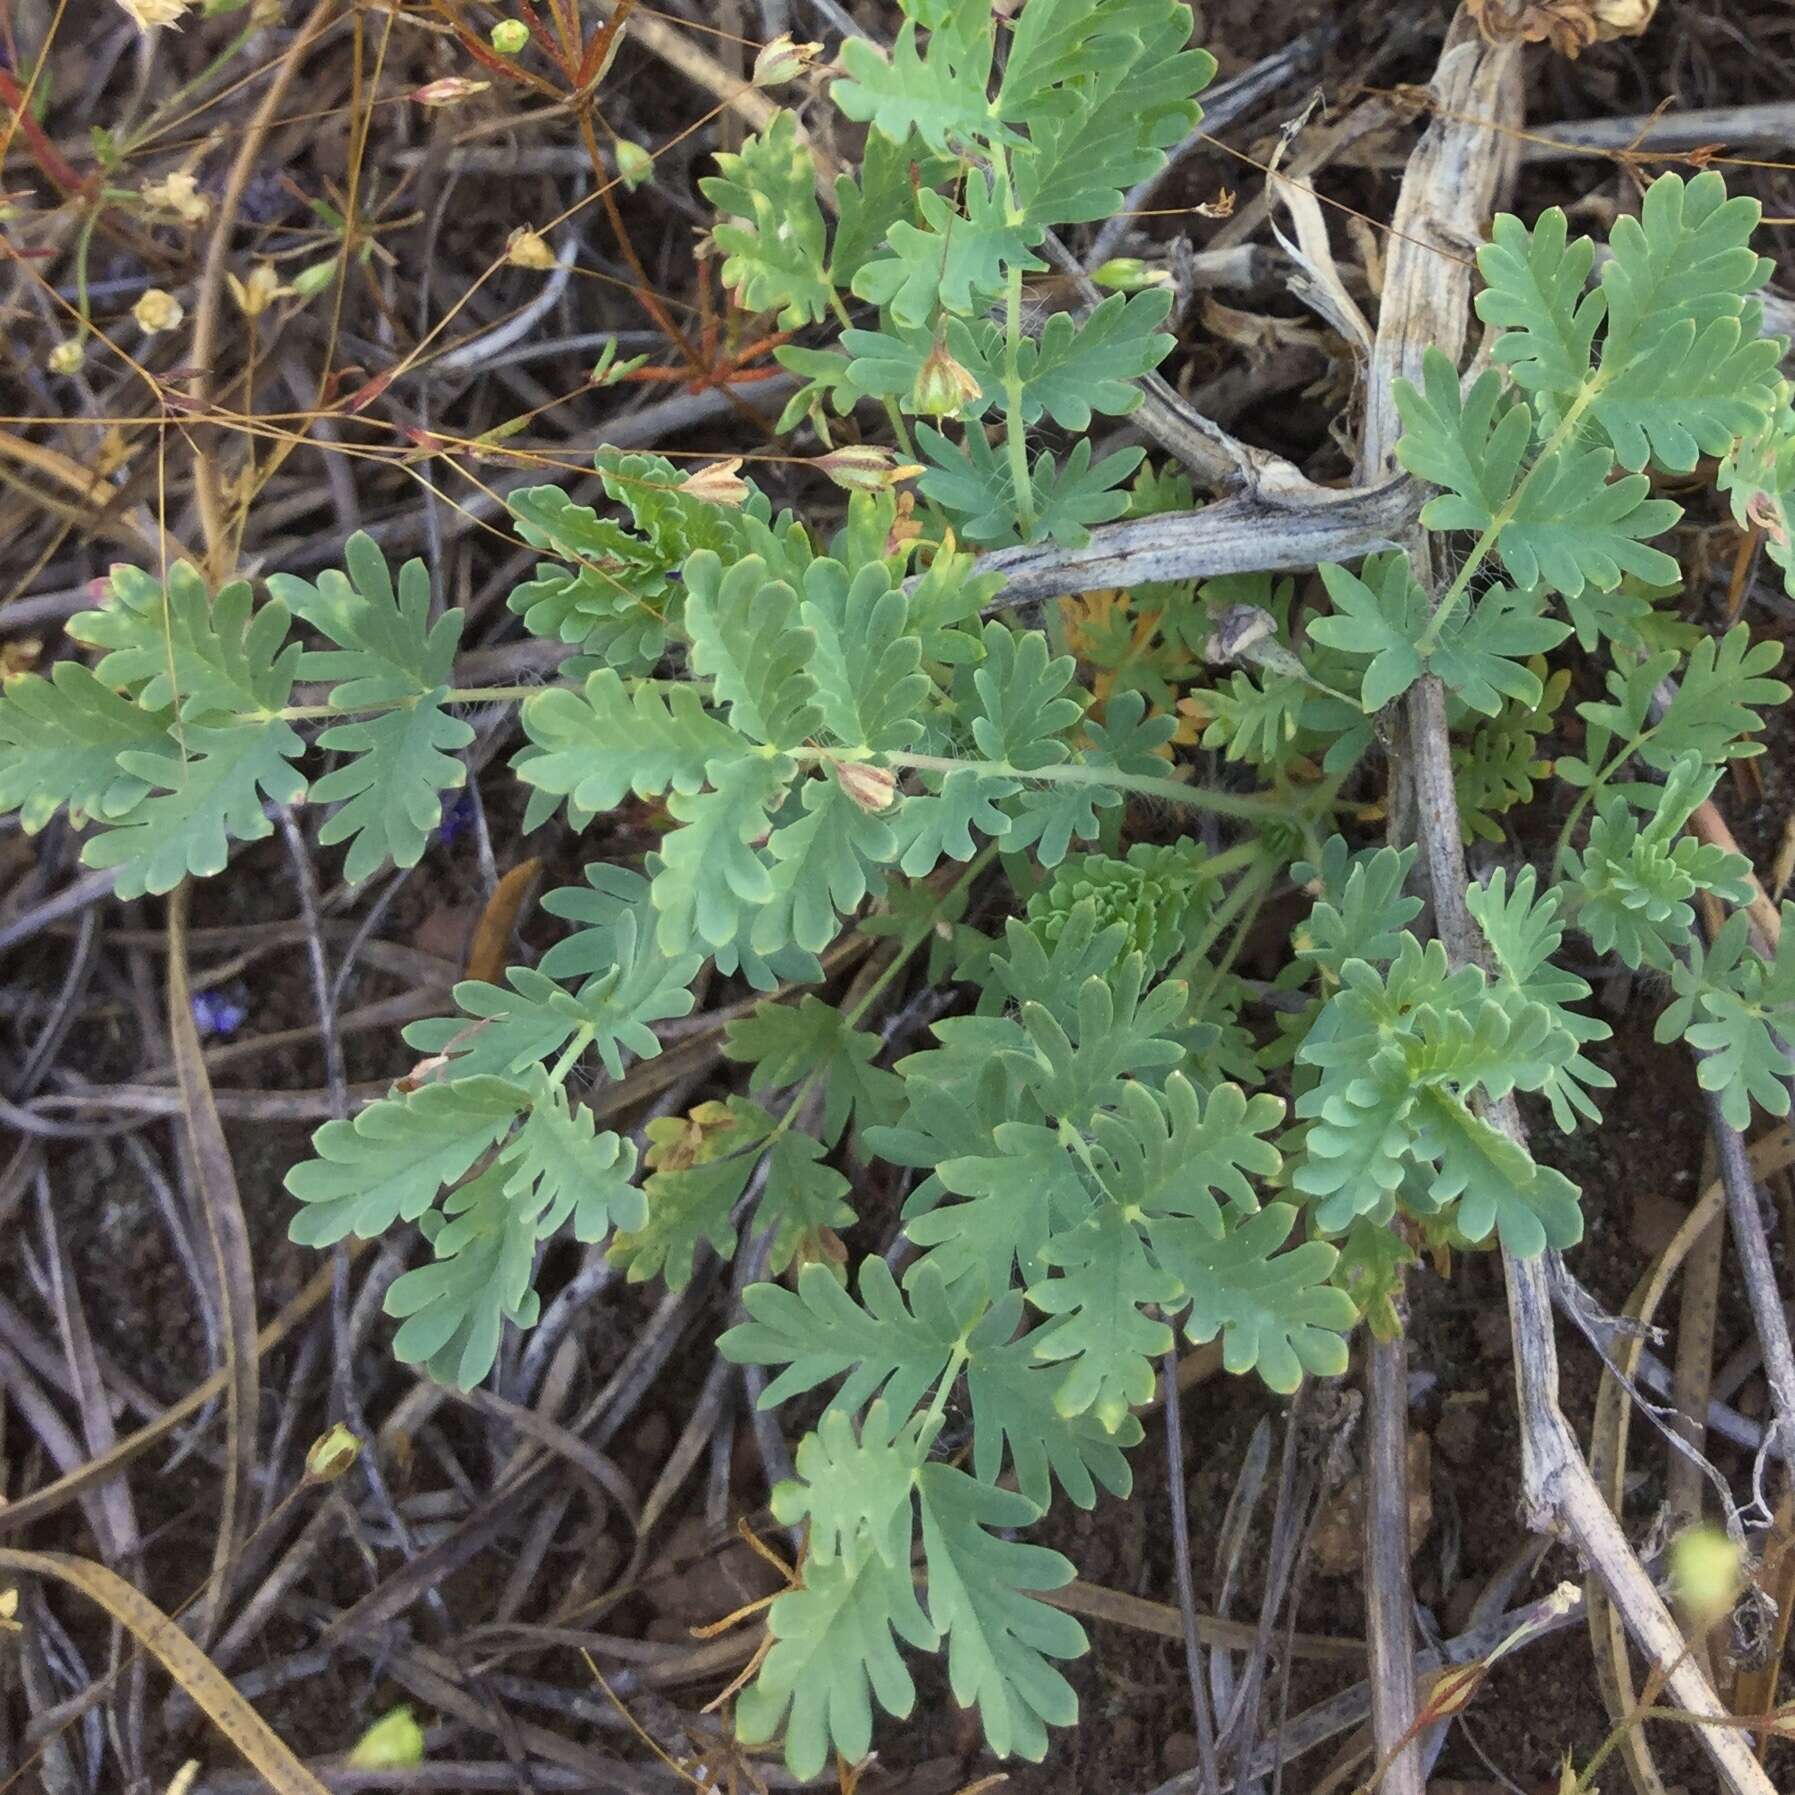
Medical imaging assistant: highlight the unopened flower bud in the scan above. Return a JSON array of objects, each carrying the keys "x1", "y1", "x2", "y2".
[
  {"x1": 47, "y1": 338, "x2": 85, "y2": 376},
  {"x1": 910, "y1": 339, "x2": 982, "y2": 417},
  {"x1": 1092, "y1": 257, "x2": 1173, "y2": 292},
  {"x1": 1670, "y1": 1524, "x2": 1742, "y2": 1627},
  {"x1": 678, "y1": 457, "x2": 750, "y2": 507},
  {"x1": 814, "y1": 444, "x2": 922, "y2": 494},
  {"x1": 835, "y1": 759, "x2": 897, "y2": 813},
  {"x1": 614, "y1": 139, "x2": 654, "y2": 191},
  {"x1": 348, "y1": 1706, "x2": 424, "y2": 1771},
  {"x1": 133, "y1": 288, "x2": 184, "y2": 334},
  {"x1": 412, "y1": 76, "x2": 490, "y2": 107},
  {"x1": 306, "y1": 1422, "x2": 361, "y2": 1482},
  {"x1": 753, "y1": 33, "x2": 821, "y2": 87},
  {"x1": 289, "y1": 259, "x2": 339, "y2": 299},
  {"x1": 489, "y1": 18, "x2": 530, "y2": 55},
  {"x1": 505, "y1": 227, "x2": 558, "y2": 271}
]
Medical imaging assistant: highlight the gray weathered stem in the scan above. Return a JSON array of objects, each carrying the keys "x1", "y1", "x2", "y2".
[{"x1": 1379, "y1": 15, "x2": 1776, "y2": 1795}]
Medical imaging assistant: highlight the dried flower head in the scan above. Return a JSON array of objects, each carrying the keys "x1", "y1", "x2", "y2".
[
  {"x1": 678, "y1": 458, "x2": 750, "y2": 508},
  {"x1": 47, "y1": 338, "x2": 85, "y2": 376},
  {"x1": 505, "y1": 227, "x2": 559, "y2": 271},
  {"x1": 226, "y1": 262, "x2": 285, "y2": 317},
  {"x1": 132, "y1": 288, "x2": 184, "y2": 334},
  {"x1": 115, "y1": 0, "x2": 192, "y2": 29},
  {"x1": 1467, "y1": 0, "x2": 1656, "y2": 55},
  {"x1": 141, "y1": 170, "x2": 210, "y2": 225}
]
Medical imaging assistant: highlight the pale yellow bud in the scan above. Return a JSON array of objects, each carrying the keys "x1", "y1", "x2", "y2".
[
  {"x1": 677, "y1": 457, "x2": 750, "y2": 508},
  {"x1": 133, "y1": 288, "x2": 184, "y2": 334},
  {"x1": 140, "y1": 170, "x2": 210, "y2": 225},
  {"x1": 412, "y1": 76, "x2": 490, "y2": 107},
  {"x1": 47, "y1": 338, "x2": 85, "y2": 376},
  {"x1": 753, "y1": 34, "x2": 822, "y2": 87},
  {"x1": 306, "y1": 1422, "x2": 361, "y2": 1483},
  {"x1": 505, "y1": 227, "x2": 559, "y2": 271},
  {"x1": 489, "y1": 18, "x2": 530, "y2": 55},
  {"x1": 1670, "y1": 1523, "x2": 1743, "y2": 1627},
  {"x1": 814, "y1": 444, "x2": 923, "y2": 493},
  {"x1": 347, "y1": 1706, "x2": 425, "y2": 1770},
  {"x1": 835, "y1": 760, "x2": 897, "y2": 813}
]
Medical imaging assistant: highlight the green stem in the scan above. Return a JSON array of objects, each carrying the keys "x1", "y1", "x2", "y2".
[
  {"x1": 72, "y1": 206, "x2": 100, "y2": 346},
  {"x1": 868, "y1": 749, "x2": 1319, "y2": 821},
  {"x1": 1001, "y1": 258, "x2": 1035, "y2": 538},
  {"x1": 278, "y1": 684, "x2": 549, "y2": 721},
  {"x1": 546, "y1": 1025, "x2": 596, "y2": 1087},
  {"x1": 828, "y1": 289, "x2": 917, "y2": 463},
  {"x1": 120, "y1": 18, "x2": 263, "y2": 153},
  {"x1": 1550, "y1": 738, "x2": 1640, "y2": 880}
]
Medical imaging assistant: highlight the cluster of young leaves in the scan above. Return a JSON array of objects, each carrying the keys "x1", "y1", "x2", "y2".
[
  {"x1": 704, "y1": 0, "x2": 1217, "y2": 548},
  {"x1": 719, "y1": 886, "x2": 1356, "y2": 1776},
  {"x1": 513, "y1": 511, "x2": 1197, "y2": 965},
  {"x1": 504, "y1": 448, "x2": 812, "y2": 679},
  {"x1": 286, "y1": 875, "x2": 668, "y2": 1384},
  {"x1": 1283, "y1": 843, "x2": 1594, "y2": 1257},
  {"x1": 0, "y1": 534, "x2": 471, "y2": 897},
  {"x1": 1287, "y1": 173, "x2": 1785, "y2": 742}
]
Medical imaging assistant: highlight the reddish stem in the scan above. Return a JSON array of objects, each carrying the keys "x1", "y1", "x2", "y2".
[{"x1": 0, "y1": 66, "x2": 90, "y2": 197}]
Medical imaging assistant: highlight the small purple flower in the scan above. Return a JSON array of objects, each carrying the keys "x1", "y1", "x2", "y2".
[
  {"x1": 192, "y1": 991, "x2": 249, "y2": 1039},
  {"x1": 437, "y1": 790, "x2": 477, "y2": 846}
]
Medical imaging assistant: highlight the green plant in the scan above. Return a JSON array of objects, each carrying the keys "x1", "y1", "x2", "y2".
[{"x1": 5, "y1": 0, "x2": 1795, "y2": 1774}]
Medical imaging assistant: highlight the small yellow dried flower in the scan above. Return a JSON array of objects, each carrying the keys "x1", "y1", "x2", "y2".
[
  {"x1": 133, "y1": 288, "x2": 184, "y2": 334},
  {"x1": 140, "y1": 170, "x2": 210, "y2": 226},
  {"x1": 47, "y1": 338, "x2": 85, "y2": 376},
  {"x1": 226, "y1": 262, "x2": 285, "y2": 317},
  {"x1": 412, "y1": 76, "x2": 490, "y2": 107},
  {"x1": 677, "y1": 458, "x2": 750, "y2": 507},
  {"x1": 115, "y1": 0, "x2": 193, "y2": 29},
  {"x1": 753, "y1": 34, "x2": 822, "y2": 88},
  {"x1": 505, "y1": 227, "x2": 559, "y2": 271}
]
